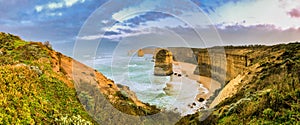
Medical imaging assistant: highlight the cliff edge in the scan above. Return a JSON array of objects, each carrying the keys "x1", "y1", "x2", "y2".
[{"x1": 177, "y1": 43, "x2": 300, "y2": 124}]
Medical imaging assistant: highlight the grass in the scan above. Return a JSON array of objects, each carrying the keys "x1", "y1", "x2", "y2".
[
  {"x1": 0, "y1": 65, "x2": 94, "y2": 124},
  {"x1": 0, "y1": 32, "x2": 94, "y2": 124}
]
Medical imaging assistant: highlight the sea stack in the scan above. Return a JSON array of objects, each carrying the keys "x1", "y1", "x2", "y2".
[
  {"x1": 154, "y1": 49, "x2": 173, "y2": 76},
  {"x1": 137, "y1": 49, "x2": 144, "y2": 57}
]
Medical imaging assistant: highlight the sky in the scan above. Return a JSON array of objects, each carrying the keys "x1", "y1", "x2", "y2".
[{"x1": 1, "y1": 0, "x2": 300, "y2": 55}]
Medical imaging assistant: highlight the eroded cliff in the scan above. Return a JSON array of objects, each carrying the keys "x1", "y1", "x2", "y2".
[
  {"x1": 177, "y1": 43, "x2": 300, "y2": 124},
  {"x1": 154, "y1": 49, "x2": 173, "y2": 76}
]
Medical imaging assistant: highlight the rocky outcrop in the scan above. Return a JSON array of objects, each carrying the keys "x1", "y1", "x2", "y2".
[
  {"x1": 137, "y1": 49, "x2": 144, "y2": 57},
  {"x1": 154, "y1": 49, "x2": 173, "y2": 76},
  {"x1": 127, "y1": 48, "x2": 156, "y2": 56}
]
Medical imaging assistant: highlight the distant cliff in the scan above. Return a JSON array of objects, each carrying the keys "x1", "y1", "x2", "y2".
[
  {"x1": 155, "y1": 44, "x2": 300, "y2": 124},
  {"x1": 177, "y1": 43, "x2": 300, "y2": 124},
  {"x1": 167, "y1": 47, "x2": 248, "y2": 83}
]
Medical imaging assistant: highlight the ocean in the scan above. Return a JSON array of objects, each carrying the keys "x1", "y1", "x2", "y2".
[
  {"x1": 94, "y1": 54, "x2": 173, "y2": 107},
  {"x1": 92, "y1": 52, "x2": 208, "y2": 116}
]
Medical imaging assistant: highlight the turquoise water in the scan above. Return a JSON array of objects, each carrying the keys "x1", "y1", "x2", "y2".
[
  {"x1": 92, "y1": 53, "x2": 209, "y2": 116},
  {"x1": 94, "y1": 54, "x2": 178, "y2": 109}
]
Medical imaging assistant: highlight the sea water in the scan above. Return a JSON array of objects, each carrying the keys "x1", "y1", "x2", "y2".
[
  {"x1": 93, "y1": 54, "x2": 207, "y2": 115},
  {"x1": 94, "y1": 54, "x2": 173, "y2": 106}
]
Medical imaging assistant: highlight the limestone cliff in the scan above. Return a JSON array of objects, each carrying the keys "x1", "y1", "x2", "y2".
[
  {"x1": 167, "y1": 47, "x2": 248, "y2": 83},
  {"x1": 167, "y1": 47, "x2": 198, "y2": 64},
  {"x1": 154, "y1": 49, "x2": 173, "y2": 76},
  {"x1": 177, "y1": 43, "x2": 300, "y2": 124},
  {"x1": 193, "y1": 49, "x2": 248, "y2": 83}
]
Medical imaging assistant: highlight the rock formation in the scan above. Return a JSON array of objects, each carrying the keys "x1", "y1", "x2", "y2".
[
  {"x1": 177, "y1": 43, "x2": 300, "y2": 125},
  {"x1": 137, "y1": 49, "x2": 144, "y2": 57},
  {"x1": 193, "y1": 49, "x2": 247, "y2": 83},
  {"x1": 154, "y1": 49, "x2": 173, "y2": 76}
]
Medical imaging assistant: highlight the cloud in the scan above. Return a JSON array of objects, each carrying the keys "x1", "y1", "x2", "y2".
[
  {"x1": 111, "y1": 1, "x2": 156, "y2": 22},
  {"x1": 79, "y1": 20, "x2": 156, "y2": 41},
  {"x1": 101, "y1": 20, "x2": 109, "y2": 24},
  {"x1": 209, "y1": 0, "x2": 300, "y2": 29},
  {"x1": 65, "y1": 0, "x2": 85, "y2": 7},
  {"x1": 80, "y1": 14, "x2": 189, "y2": 41},
  {"x1": 47, "y1": 2, "x2": 64, "y2": 10},
  {"x1": 123, "y1": 12, "x2": 172, "y2": 26},
  {"x1": 94, "y1": 0, "x2": 208, "y2": 41},
  {"x1": 111, "y1": 0, "x2": 202, "y2": 23},
  {"x1": 78, "y1": 29, "x2": 151, "y2": 41},
  {"x1": 218, "y1": 24, "x2": 300, "y2": 45},
  {"x1": 35, "y1": 6, "x2": 43, "y2": 12},
  {"x1": 35, "y1": 0, "x2": 86, "y2": 12},
  {"x1": 288, "y1": 8, "x2": 300, "y2": 18},
  {"x1": 48, "y1": 12, "x2": 63, "y2": 16}
]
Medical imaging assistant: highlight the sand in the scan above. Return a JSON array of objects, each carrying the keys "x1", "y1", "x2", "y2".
[
  {"x1": 163, "y1": 61, "x2": 221, "y2": 116},
  {"x1": 173, "y1": 61, "x2": 221, "y2": 98}
]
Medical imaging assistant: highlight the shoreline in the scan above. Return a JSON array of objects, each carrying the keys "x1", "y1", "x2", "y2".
[
  {"x1": 163, "y1": 61, "x2": 221, "y2": 116},
  {"x1": 172, "y1": 61, "x2": 221, "y2": 99}
]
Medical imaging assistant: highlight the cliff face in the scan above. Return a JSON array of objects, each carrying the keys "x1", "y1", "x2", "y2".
[
  {"x1": 154, "y1": 49, "x2": 173, "y2": 76},
  {"x1": 167, "y1": 47, "x2": 197, "y2": 64},
  {"x1": 194, "y1": 50, "x2": 248, "y2": 83},
  {"x1": 167, "y1": 47, "x2": 248, "y2": 83},
  {"x1": 177, "y1": 43, "x2": 300, "y2": 125}
]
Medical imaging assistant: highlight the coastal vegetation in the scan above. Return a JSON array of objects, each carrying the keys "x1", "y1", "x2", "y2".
[
  {"x1": 0, "y1": 32, "x2": 180, "y2": 124},
  {"x1": 0, "y1": 33, "x2": 94, "y2": 124}
]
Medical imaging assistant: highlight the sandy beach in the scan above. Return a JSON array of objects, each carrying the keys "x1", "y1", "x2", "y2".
[
  {"x1": 163, "y1": 61, "x2": 221, "y2": 116},
  {"x1": 173, "y1": 62, "x2": 221, "y2": 98}
]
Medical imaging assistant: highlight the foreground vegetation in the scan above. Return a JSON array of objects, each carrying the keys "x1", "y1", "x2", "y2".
[{"x1": 0, "y1": 33, "x2": 96, "y2": 124}]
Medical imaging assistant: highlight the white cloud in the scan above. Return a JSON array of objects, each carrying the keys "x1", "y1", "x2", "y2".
[
  {"x1": 65, "y1": 0, "x2": 85, "y2": 7},
  {"x1": 35, "y1": 6, "x2": 43, "y2": 12},
  {"x1": 101, "y1": 20, "x2": 109, "y2": 24},
  {"x1": 47, "y1": 2, "x2": 64, "y2": 10},
  {"x1": 79, "y1": 21, "x2": 153, "y2": 41},
  {"x1": 111, "y1": 0, "x2": 197, "y2": 23},
  {"x1": 81, "y1": 0, "x2": 207, "y2": 41},
  {"x1": 48, "y1": 12, "x2": 63, "y2": 16},
  {"x1": 35, "y1": 0, "x2": 86, "y2": 12},
  {"x1": 78, "y1": 30, "x2": 151, "y2": 41},
  {"x1": 210, "y1": 0, "x2": 300, "y2": 29},
  {"x1": 111, "y1": 1, "x2": 156, "y2": 22}
]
